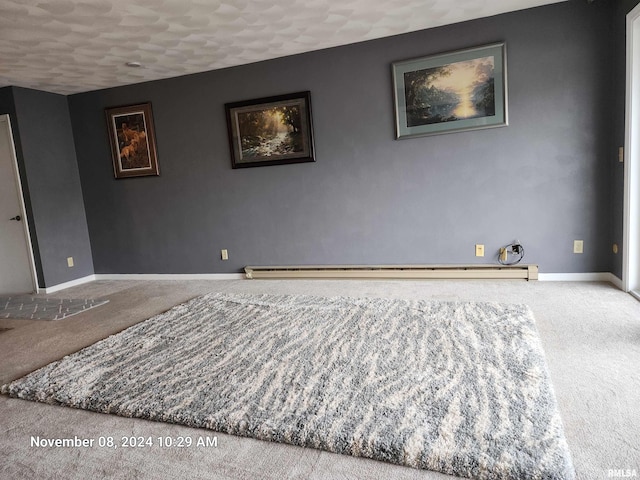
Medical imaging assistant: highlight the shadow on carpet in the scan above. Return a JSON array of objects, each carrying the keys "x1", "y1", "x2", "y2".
[{"x1": 1, "y1": 292, "x2": 575, "y2": 479}]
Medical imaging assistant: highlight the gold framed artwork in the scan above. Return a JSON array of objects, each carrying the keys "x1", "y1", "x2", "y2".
[{"x1": 105, "y1": 103, "x2": 159, "y2": 178}]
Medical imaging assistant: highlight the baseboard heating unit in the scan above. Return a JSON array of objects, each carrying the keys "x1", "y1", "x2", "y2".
[{"x1": 244, "y1": 264, "x2": 539, "y2": 280}]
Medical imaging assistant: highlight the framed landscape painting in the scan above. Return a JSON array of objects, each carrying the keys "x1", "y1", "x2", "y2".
[
  {"x1": 225, "y1": 91, "x2": 315, "y2": 168},
  {"x1": 392, "y1": 43, "x2": 508, "y2": 139},
  {"x1": 105, "y1": 103, "x2": 159, "y2": 178}
]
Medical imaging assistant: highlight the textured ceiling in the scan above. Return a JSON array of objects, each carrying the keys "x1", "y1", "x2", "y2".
[{"x1": 0, "y1": 0, "x2": 566, "y2": 95}]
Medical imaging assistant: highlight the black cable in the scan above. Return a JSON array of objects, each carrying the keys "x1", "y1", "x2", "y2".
[{"x1": 498, "y1": 242, "x2": 525, "y2": 266}]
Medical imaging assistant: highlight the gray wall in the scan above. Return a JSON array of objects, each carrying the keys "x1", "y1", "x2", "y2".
[
  {"x1": 69, "y1": 0, "x2": 616, "y2": 275},
  {"x1": 8, "y1": 87, "x2": 94, "y2": 287}
]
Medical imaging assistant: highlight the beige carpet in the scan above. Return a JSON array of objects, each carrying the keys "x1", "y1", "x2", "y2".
[{"x1": 0, "y1": 279, "x2": 638, "y2": 480}]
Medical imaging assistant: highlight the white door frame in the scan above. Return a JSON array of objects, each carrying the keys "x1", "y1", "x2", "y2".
[{"x1": 0, "y1": 114, "x2": 39, "y2": 294}]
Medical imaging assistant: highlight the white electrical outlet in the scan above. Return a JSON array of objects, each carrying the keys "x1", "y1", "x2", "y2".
[
  {"x1": 573, "y1": 240, "x2": 584, "y2": 254},
  {"x1": 475, "y1": 244, "x2": 485, "y2": 257},
  {"x1": 221, "y1": 249, "x2": 228, "y2": 260},
  {"x1": 67, "y1": 257, "x2": 74, "y2": 267}
]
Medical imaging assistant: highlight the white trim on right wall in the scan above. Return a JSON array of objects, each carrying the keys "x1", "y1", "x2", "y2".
[
  {"x1": 623, "y1": 3, "x2": 640, "y2": 294},
  {"x1": 538, "y1": 272, "x2": 622, "y2": 289}
]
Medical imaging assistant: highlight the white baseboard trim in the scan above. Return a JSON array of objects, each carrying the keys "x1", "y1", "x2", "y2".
[
  {"x1": 538, "y1": 272, "x2": 623, "y2": 288},
  {"x1": 94, "y1": 273, "x2": 245, "y2": 281},
  {"x1": 608, "y1": 274, "x2": 624, "y2": 290},
  {"x1": 43, "y1": 274, "x2": 97, "y2": 294},
  {"x1": 41, "y1": 272, "x2": 624, "y2": 293},
  {"x1": 43, "y1": 273, "x2": 244, "y2": 294}
]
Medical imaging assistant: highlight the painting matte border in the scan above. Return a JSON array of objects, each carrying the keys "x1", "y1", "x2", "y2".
[
  {"x1": 225, "y1": 91, "x2": 315, "y2": 169},
  {"x1": 392, "y1": 43, "x2": 508, "y2": 139},
  {"x1": 105, "y1": 103, "x2": 159, "y2": 179}
]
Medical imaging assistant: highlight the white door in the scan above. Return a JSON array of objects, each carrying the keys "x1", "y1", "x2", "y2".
[
  {"x1": 625, "y1": 4, "x2": 640, "y2": 299},
  {"x1": 0, "y1": 115, "x2": 37, "y2": 294}
]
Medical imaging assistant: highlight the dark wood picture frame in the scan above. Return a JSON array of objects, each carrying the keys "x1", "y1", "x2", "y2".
[
  {"x1": 105, "y1": 103, "x2": 160, "y2": 178},
  {"x1": 225, "y1": 91, "x2": 315, "y2": 168}
]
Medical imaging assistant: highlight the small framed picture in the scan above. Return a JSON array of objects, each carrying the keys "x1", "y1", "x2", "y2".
[
  {"x1": 392, "y1": 43, "x2": 508, "y2": 139},
  {"x1": 225, "y1": 91, "x2": 315, "y2": 168},
  {"x1": 105, "y1": 103, "x2": 159, "y2": 178}
]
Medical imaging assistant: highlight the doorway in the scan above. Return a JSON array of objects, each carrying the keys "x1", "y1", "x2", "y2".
[{"x1": 0, "y1": 114, "x2": 37, "y2": 294}]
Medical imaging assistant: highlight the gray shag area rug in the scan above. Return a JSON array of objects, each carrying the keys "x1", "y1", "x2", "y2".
[
  {"x1": 0, "y1": 296, "x2": 108, "y2": 320},
  {"x1": 1, "y1": 292, "x2": 574, "y2": 479}
]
